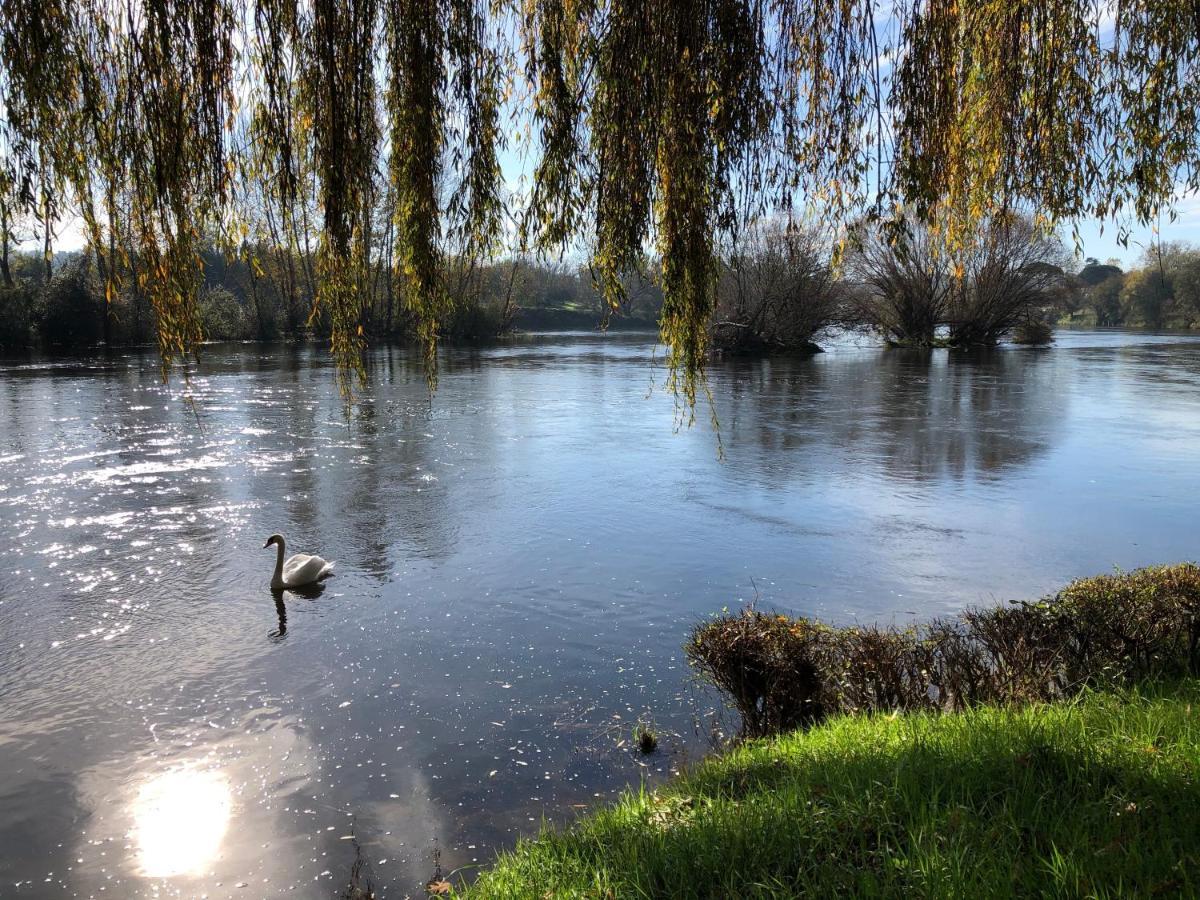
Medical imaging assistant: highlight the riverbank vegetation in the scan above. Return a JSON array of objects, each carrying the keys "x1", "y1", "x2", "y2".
[
  {"x1": 0, "y1": 245, "x2": 663, "y2": 349},
  {"x1": 0, "y1": 214, "x2": 1089, "y2": 354},
  {"x1": 461, "y1": 681, "x2": 1200, "y2": 898},
  {"x1": 688, "y1": 563, "x2": 1200, "y2": 736},
  {"x1": 2, "y1": 2, "x2": 1199, "y2": 398},
  {"x1": 459, "y1": 564, "x2": 1200, "y2": 897},
  {"x1": 1063, "y1": 245, "x2": 1200, "y2": 330}
]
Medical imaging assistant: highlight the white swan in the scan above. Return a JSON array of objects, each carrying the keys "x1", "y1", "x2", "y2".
[{"x1": 264, "y1": 534, "x2": 335, "y2": 590}]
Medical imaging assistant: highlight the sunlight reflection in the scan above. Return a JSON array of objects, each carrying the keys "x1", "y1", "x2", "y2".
[{"x1": 131, "y1": 767, "x2": 231, "y2": 878}]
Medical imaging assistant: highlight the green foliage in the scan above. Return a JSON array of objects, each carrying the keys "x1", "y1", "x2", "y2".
[
  {"x1": 1121, "y1": 269, "x2": 1173, "y2": 329},
  {"x1": 35, "y1": 254, "x2": 104, "y2": 346},
  {"x1": 0, "y1": 280, "x2": 34, "y2": 346},
  {"x1": 462, "y1": 681, "x2": 1200, "y2": 898},
  {"x1": 1087, "y1": 271, "x2": 1126, "y2": 326},
  {"x1": 1065, "y1": 246, "x2": 1200, "y2": 330},
  {"x1": 634, "y1": 719, "x2": 658, "y2": 755},
  {"x1": 1117, "y1": 244, "x2": 1200, "y2": 329},
  {"x1": 688, "y1": 564, "x2": 1200, "y2": 737},
  {"x1": 1078, "y1": 259, "x2": 1124, "y2": 287},
  {"x1": 441, "y1": 290, "x2": 510, "y2": 342},
  {"x1": 1051, "y1": 566, "x2": 1200, "y2": 683},
  {"x1": 198, "y1": 286, "x2": 253, "y2": 341},
  {"x1": 305, "y1": 0, "x2": 379, "y2": 389},
  {"x1": 386, "y1": 0, "x2": 447, "y2": 378}
]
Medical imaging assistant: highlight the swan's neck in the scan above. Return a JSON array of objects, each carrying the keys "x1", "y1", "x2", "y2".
[{"x1": 271, "y1": 539, "x2": 286, "y2": 589}]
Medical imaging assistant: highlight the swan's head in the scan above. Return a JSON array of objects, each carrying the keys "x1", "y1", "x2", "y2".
[{"x1": 263, "y1": 533, "x2": 284, "y2": 549}]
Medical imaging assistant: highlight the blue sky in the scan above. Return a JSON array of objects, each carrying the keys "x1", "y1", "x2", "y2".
[{"x1": 1066, "y1": 195, "x2": 1200, "y2": 267}]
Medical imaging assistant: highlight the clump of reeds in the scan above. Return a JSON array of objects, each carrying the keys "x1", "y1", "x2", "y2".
[
  {"x1": 687, "y1": 563, "x2": 1200, "y2": 737},
  {"x1": 634, "y1": 720, "x2": 659, "y2": 754}
]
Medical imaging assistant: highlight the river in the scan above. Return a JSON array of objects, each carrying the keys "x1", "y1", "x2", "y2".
[{"x1": 1, "y1": 329, "x2": 1198, "y2": 897}]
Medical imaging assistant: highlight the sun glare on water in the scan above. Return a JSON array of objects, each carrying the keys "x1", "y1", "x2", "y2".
[{"x1": 131, "y1": 768, "x2": 232, "y2": 878}]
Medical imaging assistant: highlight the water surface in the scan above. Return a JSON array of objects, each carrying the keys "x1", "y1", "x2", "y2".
[{"x1": 2, "y1": 329, "x2": 1199, "y2": 897}]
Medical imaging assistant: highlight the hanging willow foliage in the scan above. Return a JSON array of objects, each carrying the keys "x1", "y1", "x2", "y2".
[
  {"x1": 384, "y1": 0, "x2": 505, "y2": 383},
  {"x1": 304, "y1": 0, "x2": 379, "y2": 385},
  {"x1": 387, "y1": 0, "x2": 446, "y2": 380},
  {"x1": 1, "y1": 0, "x2": 1198, "y2": 402}
]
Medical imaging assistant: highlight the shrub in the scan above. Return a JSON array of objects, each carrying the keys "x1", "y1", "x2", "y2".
[
  {"x1": 1011, "y1": 317, "x2": 1054, "y2": 345},
  {"x1": 845, "y1": 222, "x2": 953, "y2": 347},
  {"x1": 847, "y1": 215, "x2": 1070, "y2": 347},
  {"x1": 686, "y1": 612, "x2": 825, "y2": 736},
  {"x1": 199, "y1": 286, "x2": 252, "y2": 341},
  {"x1": 1086, "y1": 271, "x2": 1125, "y2": 325},
  {"x1": 712, "y1": 221, "x2": 842, "y2": 353},
  {"x1": 442, "y1": 295, "x2": 509, "y2": 341},
  {"x1": 440, "y1": 260, "x2": 517, "y2": 341},
  {"x1": 687, "y1": 563, "x2": 1200, "y2": 736},
  {"x1": 35, "y1": 255, "x2": 106, "y2": 346},
  {"x1": 1052, "y1": 565, "x2": 1200, "y2": 680},
  {"x1": 947, "y1": 216, "x2": 1071, "y2": 346}
]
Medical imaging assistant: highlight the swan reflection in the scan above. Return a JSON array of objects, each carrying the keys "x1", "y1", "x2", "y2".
[
  {"x1": 271, "y1": 595, "x2": 288, "y2": 641},
  {"x1": 132, "y1": 767, "x2": 231, "y2": 877}
]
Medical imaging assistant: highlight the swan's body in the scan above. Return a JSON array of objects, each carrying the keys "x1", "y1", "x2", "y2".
[{"x1": 265, "y1": 534, "x2": 334, "y2": 590}]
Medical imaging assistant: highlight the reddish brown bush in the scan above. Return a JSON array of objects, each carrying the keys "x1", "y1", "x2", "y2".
[
  {"x1": 685, "y1": 612, "x2": 826, "y2": 737},
  {"x1": 687, "y1": 564, "x2": 1200, "y2": 737}
]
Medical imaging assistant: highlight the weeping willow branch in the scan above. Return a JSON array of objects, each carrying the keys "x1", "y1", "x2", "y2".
[
  {"x1": 1, "y1": 0, "x2": 1198, "y2": 406},
  {"x1": 305, "y1": 0, "x2": 378, "y2": 388},
  {"x1": 387, "y1": 0, "x2": 445, "y2": 383}
]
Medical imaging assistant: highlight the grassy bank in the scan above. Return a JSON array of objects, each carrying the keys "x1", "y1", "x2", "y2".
[
  {"x1": 458, "y1": 566, "x2": 1200, "y2": 897},
  {"x1": 462, "y1": 681, "x2": 1200, "y2": 898}
]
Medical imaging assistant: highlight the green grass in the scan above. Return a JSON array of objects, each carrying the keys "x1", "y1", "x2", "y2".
[{"x1": 461, "y1": 682, "x2": 1200, "y2": 898}]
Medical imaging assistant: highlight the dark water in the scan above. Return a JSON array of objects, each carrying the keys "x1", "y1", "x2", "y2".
[{"x1": 1, "y1": 330, "x2": 1199, "y2": 897}]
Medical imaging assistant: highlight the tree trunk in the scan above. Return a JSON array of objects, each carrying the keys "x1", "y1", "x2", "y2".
[
  {"x1": 264, "y1": 200, "x2": 301, "y2": 336},
  {"x1": 383, "y1": 193, "x2": 395, "y2": 335},
  {"x1": 247, "y1": 249, "x2": 268, "y2": 340},
  {"x1": 298, "y1": 187, "x2": 317, "y2": 322},
  {"x1": 105, "y1": 188, "x2": 118, "y2": 346},
  {"x1": 41, "y1": 193, "x2": 52, "y2": 285},
  {"x1": 0, "y1": 200, "x2": 12, "y2": 287}
]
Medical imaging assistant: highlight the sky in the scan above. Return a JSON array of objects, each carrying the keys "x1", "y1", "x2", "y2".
[{"x1": 1066, "y1": 194, "x2": 1200, "y2": 267}]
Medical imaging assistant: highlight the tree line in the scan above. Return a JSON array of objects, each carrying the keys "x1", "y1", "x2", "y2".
[
  {"x1": 1063, "y1": 246, "x2": 1200, "y2": 331},
  {"x1": 3, "y1": 212, "x2": 1130, "y2": 353},
  {"x1": 0, "y1": 236, "x2": 666, "y2": 349}
]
